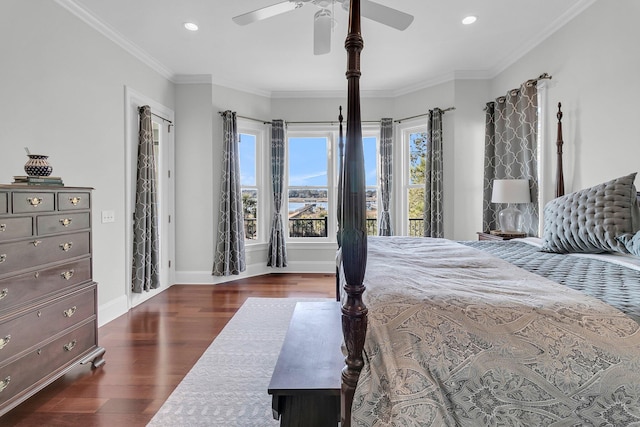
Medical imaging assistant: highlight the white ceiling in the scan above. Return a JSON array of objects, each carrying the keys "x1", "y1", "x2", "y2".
[{"x1": 59, "y1": 0, "x2": 595, "y2": 97}]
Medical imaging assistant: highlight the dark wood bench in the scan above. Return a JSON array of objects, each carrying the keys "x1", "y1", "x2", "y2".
[{"x1": 268, "y1": 301, "x2": 343, "y2": 427}]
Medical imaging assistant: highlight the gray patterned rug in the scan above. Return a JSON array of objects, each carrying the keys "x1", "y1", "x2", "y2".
[{"x1": 147, "y1": 297, "x2": 333, "y2": 427}]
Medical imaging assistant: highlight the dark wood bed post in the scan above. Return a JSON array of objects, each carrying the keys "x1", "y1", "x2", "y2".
[
  {"x1": 341, "y1": 0, "x2": 368, "y2": 425},
  {"x1": 336, "y1": 106, "x2": 345, "y2": 300},
  {"x1": 556, "y1": 102, "x2": 565, "y2": 197}
]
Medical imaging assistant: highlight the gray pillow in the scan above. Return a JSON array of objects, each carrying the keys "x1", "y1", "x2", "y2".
[
  {"x1": 541, "y1": 173, "x2": 640, "y2": 254},
  {"x1": 617, "y1": 231, "x2": 640, "y2": 256}
]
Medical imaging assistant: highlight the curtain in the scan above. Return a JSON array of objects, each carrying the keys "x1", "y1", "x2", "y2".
[
  {"x1": 378, "y1": 118, "x2": 393, "y2": 236},
  {"x1": 482, "y1": 82, "x2": 539, "y2": 236},
  {"x1": 423, "y1": 108, "x2": 444, "y2": 238},
  {"x1": 132, "y1": 105, "x2": 160, "y2": 293},
  {"x1": 267, "y1": 119, "x2": 287, "y2": 267},
  {"x1": 213, "y1": 111, "x2": 246, "y2": 276}
]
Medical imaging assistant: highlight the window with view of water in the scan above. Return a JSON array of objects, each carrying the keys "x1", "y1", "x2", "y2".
[
  {"x1": 288, "y1": 137, "x2": 329, "y2": 238},
  {"x1": 239, "y1": 133, "x2": 258, "y2": 240},
  {"x1": 407, "y1": 130, "x2": 427, "y2": 237}
]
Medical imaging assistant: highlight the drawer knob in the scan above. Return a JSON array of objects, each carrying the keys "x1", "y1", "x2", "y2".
[
  {"x1": 69, "y1": 197, "x2": 81, "y2": 206},
  {"x1": 0, "y1": 335, "x2": 10, "y2": 350},
  {"x1": 0, "y1": 376, "x2": 10, "y2": 393},
  {"x1": 32, "y1": 240, "x2": 42, "y2": 247},
  {"x1": 63, "y1": 306, "x2": 77, "y2": 318},
  {"x1": 0, "y1": 288, "x2": 7, "y2": 300},
  {"x1": 0, "y1": 223, "x2": 5, "y2": 232},
  {"x1": 27, "y1": 197, "x2": 42, "y2": 207},
  {"x1": 63, "y1": 340, "x2": 77, "y2": 352},
  {"x1": 0, "y1": 254, "x2": 5, "y2": 264},
  {"x1": 61, "y1": 270, "x2": 75, "y2": 280},
  {"x1": 60, "y1": 242, "x2": 73, "y2": 252},
  {"x1": 60, "y1": 218, "x2": 73, "y2": 227}
]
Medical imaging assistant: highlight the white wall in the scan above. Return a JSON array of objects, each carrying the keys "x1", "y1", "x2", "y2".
[{"x1": 0, "y1": 0, "x2": 175, "y2": 324}]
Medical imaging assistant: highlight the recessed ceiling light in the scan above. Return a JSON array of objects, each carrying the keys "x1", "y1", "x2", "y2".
[
  {"x1": 462, "y1": 16, "x2": 477, "y2": 25},
  {"x1": 184, "y1": 22, "x2": 199, "y2": 31}
]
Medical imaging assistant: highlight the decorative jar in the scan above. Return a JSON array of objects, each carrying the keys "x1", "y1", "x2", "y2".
[{"x1": 24, "y1": 154, "x2": 53, "y2": 176}]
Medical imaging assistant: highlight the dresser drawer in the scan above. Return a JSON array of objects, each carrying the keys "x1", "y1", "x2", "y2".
[
  {"x1": 0, "y1": 193, "x2": 7, "y2": 214},
  {"x1": 0, "y1": 319, "x2": 96, "y2": 407},
  {"x1": 57, "y1": 192, "x2": 90, "y2": 211},
  {"x1": 0, "y1": 258, "x2": 91, "y2": 314},
  {"x1": 0, "y1": 217, "x2": 33, "y2": 242},
  {"x1": 0, "y1": 286, "x2": 95, "y2": 361},
  {"x1": 37, "y1": 212, "x2": 90, "y2": 236},
  {"x1": 11, "y1": 192, "x2": 55, "y2": 214},
  {"x1": 0, "y1": 232, "x2": 90, "y2": 276}
]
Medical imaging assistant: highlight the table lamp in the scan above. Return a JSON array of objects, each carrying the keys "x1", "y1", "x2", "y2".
[{"x1": 491, "y1": 179, "x2": 531, "y2": 233}]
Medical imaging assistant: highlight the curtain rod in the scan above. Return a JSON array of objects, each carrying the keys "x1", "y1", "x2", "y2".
[
  {"x1": 217, "y1": 111, "x2": 380, "y2": 126},
  {"x1": 484, "y1": 73, "x2": 553, "y2": 110},
  {"x1": 394, "y1": 107, "x2": 456, "y2": 124},
  {"x1": 151, "y1": 112, "x2": 173, "y2": 124}
]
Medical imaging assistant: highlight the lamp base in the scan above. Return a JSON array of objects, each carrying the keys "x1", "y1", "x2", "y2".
[{"x1": 498, "y1": 205, "x2": 524, "y2": 233}]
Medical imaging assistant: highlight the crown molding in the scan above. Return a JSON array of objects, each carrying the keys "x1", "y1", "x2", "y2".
[
  {"x1": 173, "y1": 74, "x2": 213, "y2": 85},
  {"x1": 54, "y1": 0, "x2": 175, "y2": 81},
  {"x1": 488, "y1": 0, "x2": 598, "y2": 77}
]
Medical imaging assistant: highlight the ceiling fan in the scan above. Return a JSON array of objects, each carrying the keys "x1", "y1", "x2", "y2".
[{"x1": 232, "y1": 0, "x2": 414, "y2": 55}]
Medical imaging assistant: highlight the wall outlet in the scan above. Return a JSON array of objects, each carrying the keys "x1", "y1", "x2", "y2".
[{"x1": 101, "y1": 210, "x2": 115, "y2": 223}]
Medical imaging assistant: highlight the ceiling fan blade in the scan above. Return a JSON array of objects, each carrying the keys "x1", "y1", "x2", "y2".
[
  {"x1": 314, "y1": 9, "x2": 332, "y2": 55},
  {"x1": 360, "y1": 0, "x2": 414, "y2": 31},
  {"x1": 232, "y1": 1, "x2": 301, "y2": 26}
]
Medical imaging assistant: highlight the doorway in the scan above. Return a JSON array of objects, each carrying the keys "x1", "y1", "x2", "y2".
[{"x1": 125, "y1": 87, "x2": 175, "y2": 308}]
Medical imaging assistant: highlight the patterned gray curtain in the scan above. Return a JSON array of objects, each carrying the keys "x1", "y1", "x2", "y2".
[
  {"x1": 482, "y1": 82, "x2": 539, "y2": 236},
  {"x1": 267, "y1": 120, "x2": 287, "y2": 267},
  {"x1": 132, "y1": 105, "x2": 160, "y2": 293},
  {"x1": 424, "y1": 108, "x2": 444, "y2": 238},
  {"x1": 213, "y1": 111, "x2": 246, "y2": 276},
  {"x1": 378, "y1": 118, "x2": 393, "y2": 236}
]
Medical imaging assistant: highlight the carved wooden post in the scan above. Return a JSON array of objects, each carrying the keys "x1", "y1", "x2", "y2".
[
  {"x1": 341, "y1": 0, "x2": 368, "y2": 425},
  {"x1": 556, "y1": 102, "x2": 565, "y2": 198},
  {"x1": 336, "y1": 106, "x2": 345, "y2": 300}
]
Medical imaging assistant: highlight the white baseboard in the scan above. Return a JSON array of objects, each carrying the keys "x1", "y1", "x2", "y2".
[
  {"x1": 175, "y1": 260, "x2": 335, "y2": 284},
  {"x1": 97, "y1": 294, "x2": 128, "y2": 327}
]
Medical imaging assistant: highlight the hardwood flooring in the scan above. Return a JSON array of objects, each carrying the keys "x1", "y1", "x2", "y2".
[{"x1": 0, "y1": 273, "x2": 336, "y2": 427}]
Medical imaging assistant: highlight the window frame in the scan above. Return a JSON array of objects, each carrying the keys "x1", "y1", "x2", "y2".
[
  {"x1": 398, "y1": 119, "x2": 428, "y2": 236},
  {"x1": 285, "y1": 126, "x2": 335, "y2": 242},
  {"x1": 237, "y1": 118, "x2": 267, "y2": 245}
]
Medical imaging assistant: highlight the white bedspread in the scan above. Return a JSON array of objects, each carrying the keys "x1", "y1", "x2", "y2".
[{"x1": 351, "y1": 237, "x2": 640, "y2": 426}]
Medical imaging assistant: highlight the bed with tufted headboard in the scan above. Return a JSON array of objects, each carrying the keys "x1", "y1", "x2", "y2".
[{"x1": 337, "y1": 1, "x2": 640, "y2": 425}]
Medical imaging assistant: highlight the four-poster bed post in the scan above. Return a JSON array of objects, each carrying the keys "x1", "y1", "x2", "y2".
[
  {"x1": 340, "y1": 0, "x2": 367, "y2": 425},
  {"x1": 556, "y1": 102, "x2": 565, "y2": 198}
]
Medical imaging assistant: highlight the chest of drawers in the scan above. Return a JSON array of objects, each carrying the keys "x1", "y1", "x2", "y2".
[{"x1": 0, "y1": 185, "x2": 105, "y2": 416}]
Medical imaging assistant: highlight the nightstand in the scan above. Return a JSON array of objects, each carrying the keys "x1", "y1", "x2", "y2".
[{"x1": 477, "y1": 231, "x2": 527, "y2": 241}]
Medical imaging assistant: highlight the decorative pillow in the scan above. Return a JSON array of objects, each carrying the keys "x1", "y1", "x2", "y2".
[
  {"x1": 617, "y1": 231, "x2": 640, "y2": 256},
  {"x1": 541, "y1": 173, "x2": 640, "y2": 254}
]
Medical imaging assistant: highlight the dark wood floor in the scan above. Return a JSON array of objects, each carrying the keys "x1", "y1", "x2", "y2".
[{"x1": 0, "y1": 273, "x2": 336, "y2": 427}]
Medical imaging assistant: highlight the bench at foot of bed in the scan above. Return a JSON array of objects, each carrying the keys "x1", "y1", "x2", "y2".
[{"x1": 268, "y1": 301, "x2": 342, "y2": 427}]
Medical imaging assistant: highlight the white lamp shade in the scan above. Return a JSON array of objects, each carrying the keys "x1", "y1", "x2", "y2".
[{"x1": 491, "y1": 179, "x2": 531, "y2": 204}]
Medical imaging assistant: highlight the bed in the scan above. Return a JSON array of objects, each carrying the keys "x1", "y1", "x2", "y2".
[{"x1": 338, "y1": 1, "x2": 640, "y2": 425}]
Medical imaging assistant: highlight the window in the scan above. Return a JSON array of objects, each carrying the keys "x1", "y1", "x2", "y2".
[
  {"x1": 363, "y1": 136, "x2": 379, "y2": 236},
  {"x1": 401, "y1": 124, "x2": 427, "y2": 237},
  {"x1": 239, "y1": 133, "x2": 258, "y2": 240},
  {"x1": 287, "y1": 136, "x2": 330, "y2": 238}
]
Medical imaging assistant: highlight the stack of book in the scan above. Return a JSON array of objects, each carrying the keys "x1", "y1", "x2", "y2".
[{"x1": 13, "y1": 175, "x2": 64, "y2": 186}]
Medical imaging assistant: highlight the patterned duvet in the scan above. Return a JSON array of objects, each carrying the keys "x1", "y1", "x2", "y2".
[{"x1": 351, "y1": 237, "x2": 640, "y2": 426}]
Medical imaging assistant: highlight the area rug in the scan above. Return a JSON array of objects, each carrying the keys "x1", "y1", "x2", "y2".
[{"x1": 147, "y1": 297, "x2": 333, "y2": 427}]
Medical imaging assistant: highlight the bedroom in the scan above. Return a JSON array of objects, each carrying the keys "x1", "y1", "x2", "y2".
[{"x1": 1, "y1": 0, "x2": 640, "y2": 424}]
